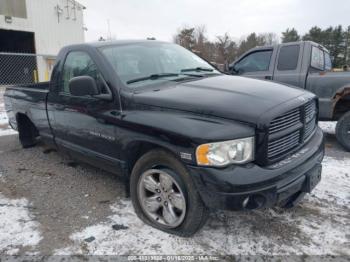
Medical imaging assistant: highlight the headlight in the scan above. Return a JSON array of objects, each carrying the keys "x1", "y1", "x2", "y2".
[{"x1": 196, "y1": 137, "x2": 254, "y2": 167}]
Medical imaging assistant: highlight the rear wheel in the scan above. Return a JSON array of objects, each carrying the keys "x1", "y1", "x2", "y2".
[
  {"x1": 17, "y1": 115, "x2": 38, "y2": 148},
  {"x1": 130, "y1": 149, "x2": 208, "y2": 236},
  {"x1": 335, "y1": 111, "x2": 350, "y2": 151}
]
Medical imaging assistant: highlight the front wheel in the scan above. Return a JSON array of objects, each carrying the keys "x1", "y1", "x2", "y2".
[
  {"x1": 130, "y1": 149, "x2": 208, "y2": 236},
  {"x1": 335, "y1": 111, "x2": 350, "y2": 151}
]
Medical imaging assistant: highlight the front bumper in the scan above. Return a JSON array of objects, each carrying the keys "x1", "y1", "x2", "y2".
[{"x1": 189, "y1": 127, "x2": 325, "y2": 210}]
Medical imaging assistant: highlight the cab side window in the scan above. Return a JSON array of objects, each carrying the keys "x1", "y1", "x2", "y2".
[
  {"x1": 277, "y1": 45, "x2": 300, "y2": 71},
  {"x1": 310, "y1": 47, "x2": 325, "y2": 70},
  {"x1": 234, "y1": 50, "x2": 272, "y2": 73},
  {"x1": 61, "y1": 51, "x2": 110, "y2": 95}
]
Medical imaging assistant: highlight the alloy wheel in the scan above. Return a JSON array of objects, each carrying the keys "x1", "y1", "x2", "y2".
[{"x1": 137, "y1": 169, "x2": 186, "y2": 228}]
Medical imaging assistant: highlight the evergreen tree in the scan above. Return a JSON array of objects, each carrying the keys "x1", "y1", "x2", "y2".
[
  {"x1": 237, "y1": 33, "x2": 265, "y2": 56},
  {"x1": 303, "y1": 25, "x2": 345, "y2": 67},
  {"x1": 281, "y1": 28, "x2": 300, "y2": 43},
  {"x1": 174, "y1": 28, "x2": 196, "y2": 51}
]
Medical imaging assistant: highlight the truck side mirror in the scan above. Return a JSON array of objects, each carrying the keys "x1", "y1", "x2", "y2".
[
  {"x1": 228, "y1": 64, "x2": 234, "y2": 72},
  {"x1": 69, "y1": 76, "x2": 100, "y2": 97},
  {"x1": 230, "y1": 64, "x2": 239, "y2": 75}
]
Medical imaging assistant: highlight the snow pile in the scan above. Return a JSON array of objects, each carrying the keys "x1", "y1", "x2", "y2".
[
  {"x1": 0, "y1": 89, "x2": 17, "y2": 136},
  {"x1": 319, "y1": 121, "x2": 337, "y2": 135},
  {"x1": 0, "y1": 194, "x2": 42, "y2": 254},
  {"x1": 315, "y1": 156, "x2": 350, "y2": 205},
  {"x1": 0, "y1": 89, "x2": 8, "y2": 126},
  {"x1": 0, "y1": 112, "x2": 8, "y2": 125},
  {"x1": 0, "y1": 128, "x2": 17, "y2": 136}
]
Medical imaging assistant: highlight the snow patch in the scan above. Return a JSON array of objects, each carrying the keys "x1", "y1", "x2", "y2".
[
  {"x1": 314, "y1": 156, "x2": 350, "y2": 206},
  {"x1": 0, "y1": 90, "x2": 17, "y2": 136},
  {"x1": 0, "y1": 112, "x2": 8, "y2": 125},
  {"x1": 0, "y1": 194, "x2": 42, "y2": 254},
  {"x1": 0, "y1": 128, "x2": 17, "y2": 137},
  {"x1": 56, "y1": 156, "x2": 350, "y2": 256},
  {"x1": 319, "y1": 122, "x2": 336, "y2": 135}
]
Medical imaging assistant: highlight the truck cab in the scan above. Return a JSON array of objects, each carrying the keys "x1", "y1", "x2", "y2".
[{"x1": 230, "y1": 41, "x2": 331, "y2": 87}]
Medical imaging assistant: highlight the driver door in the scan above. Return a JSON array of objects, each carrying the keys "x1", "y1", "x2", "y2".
[
  {"x1": 232, "y1": 49, "x2": 275, "y2": 80},
  {"x1": 50, "y1": 51, "x2": 121, "y2": 172}
]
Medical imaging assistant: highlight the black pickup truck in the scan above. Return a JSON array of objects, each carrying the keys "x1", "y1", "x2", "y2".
[
  {"x1": 229, "y1": 41, "x2": 350, "y2": 151},
  {"x1": 4, "y1": 40, "x2": 324, "y2": 236}
]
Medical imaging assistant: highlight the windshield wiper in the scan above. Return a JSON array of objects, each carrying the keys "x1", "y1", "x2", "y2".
[
  {"x1": 127, "y1": 73, "x2": 179, "y2": 84},
  {"x1": 181, "y1": 67, "x2": 214, "y2": 73},
  {"x1": 181, "y1": 73, "x2": 204, "y2": 78}
]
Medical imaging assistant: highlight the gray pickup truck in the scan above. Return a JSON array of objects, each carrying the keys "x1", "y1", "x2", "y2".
[{"x1": 229, "y1": 41, "x2": 350, "y2": 151}]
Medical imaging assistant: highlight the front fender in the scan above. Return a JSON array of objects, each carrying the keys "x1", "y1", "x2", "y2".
[{"x1": 118, "y1": 110, "x2": 255, "y2": 165}]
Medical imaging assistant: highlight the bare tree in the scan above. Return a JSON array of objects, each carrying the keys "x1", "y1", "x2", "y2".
[
  {"x1": 193, "y1": 25, "x2": 208, "y2": 58},
  {"x1": 259, "y1": 32, "x2": 279, "y2": 45},
  {"x1": 216, "y1": 33, "x2": 237, "y2": 70}
]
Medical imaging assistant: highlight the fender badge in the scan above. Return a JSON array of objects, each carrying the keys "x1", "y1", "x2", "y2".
[{"x1": 180, "y1": 152, "x2": 192, "y2": 161}]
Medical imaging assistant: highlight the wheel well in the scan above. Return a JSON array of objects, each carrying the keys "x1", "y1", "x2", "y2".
[
  {"x1": 16, "y1": 113, "x2": 39, "y2": 137},
  {"x1": 333, "y1": 94, "x2": 350, "y2": 120},
  {"x1": 126, "y1": 141, "x2": 175, "y2": 175}
]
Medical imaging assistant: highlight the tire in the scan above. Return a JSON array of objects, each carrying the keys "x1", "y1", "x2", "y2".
[
  {"x1": 130, "y1": 149, "x2": 208, "y2": 236},
  {"x1": 17, "y1": 117, "x2": 37, "y2": 149},
  {"x1": 335, "y1": 111, "x2": 350, "y2": 152}
]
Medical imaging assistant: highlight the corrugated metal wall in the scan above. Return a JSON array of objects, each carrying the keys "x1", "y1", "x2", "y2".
[
  {"x1": 0, "y1": 0, "x2": 85, "y2": 55},
  {"x1": 0, "y1": 0, "x2": 85, "y2": 82}
]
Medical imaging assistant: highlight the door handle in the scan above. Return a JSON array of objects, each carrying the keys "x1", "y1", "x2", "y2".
[{"x1": 265, "y1": 76, "x2": 272, "y2": 80}]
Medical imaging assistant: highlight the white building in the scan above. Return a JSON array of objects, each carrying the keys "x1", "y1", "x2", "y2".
[{"x1": 0, "y1": 0, "x2": 86, "y2": 83}]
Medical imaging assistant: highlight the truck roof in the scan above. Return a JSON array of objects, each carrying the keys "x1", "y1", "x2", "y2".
[
  {"x1": 64, "y1": 39, "x2": 169, "y2": 50},
  {"x1": 251, "y1": 40, "x2": 329, "y2": 53}
]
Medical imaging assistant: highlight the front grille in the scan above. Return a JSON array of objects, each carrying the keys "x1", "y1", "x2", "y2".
[
  {"x1": 305, "y1": 118, "x2": 316, "y2": 140},
  {"x1": 269, "y1": 108, "x2": 301, "y2": 134},
  {"x1": 305, "y1": 100, "x2": 316, "y2": 123},
  {"x1": 268, "y1": 130, "x2": 300, "y2": 159},
  {"x1": 267, "y1": 99, "x2": 317, "y2": 161}
]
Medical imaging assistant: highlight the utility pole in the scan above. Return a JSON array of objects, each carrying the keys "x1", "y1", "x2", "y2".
[{"x1": 107, "y1": 19, "x2": 112, "y2": 40}]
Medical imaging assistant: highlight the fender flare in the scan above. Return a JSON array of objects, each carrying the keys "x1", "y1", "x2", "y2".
[{"x1": 332, "y1": 85, "x2": 350, "y2": 117}]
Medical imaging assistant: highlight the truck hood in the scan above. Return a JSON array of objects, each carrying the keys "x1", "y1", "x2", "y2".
[{"x1": 132, "y1": 75, "x2": 309, "y2": 125}]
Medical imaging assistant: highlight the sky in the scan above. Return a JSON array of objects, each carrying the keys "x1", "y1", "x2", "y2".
[{"x1": 78, "y1": 0, "x2": 350, "y2": 43}]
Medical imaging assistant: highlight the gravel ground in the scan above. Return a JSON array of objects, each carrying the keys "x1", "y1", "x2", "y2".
[{"x1": 0, "y1": 88, "x2": 349, "y2": 257}]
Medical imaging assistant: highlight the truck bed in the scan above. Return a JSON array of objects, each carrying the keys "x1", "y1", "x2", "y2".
[
  {"x1": 4, "y1": 82, "x2": 51, "y2": 139},
  {"x1": 5, "y1": 81, "x2": 50, "y2": 91}
]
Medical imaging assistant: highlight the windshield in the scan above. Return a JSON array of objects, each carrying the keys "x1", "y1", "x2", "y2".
[{"x1": 99, "y1": 42, "x2": 219, "y2": 88}]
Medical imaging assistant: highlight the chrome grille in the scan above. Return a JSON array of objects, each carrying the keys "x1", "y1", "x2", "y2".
[
  {"x1": 269, "y1": 108, "x2": 301, "y2": 134},
  {"x1": 268, "y1": 130, "x2": 300, "y2": 158},
  {"x1": 267, "y1": 99, "x2": 317, "y2": 161},
  {"x1": 305, "y1": 118, "x2": 316, "y2": 139},
  {"x1": 304, "y1": 100, "x2": 317, "y2": 140},
  {"x1": 305, "y1": 100, "x2": 316, "y2": 123}
]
